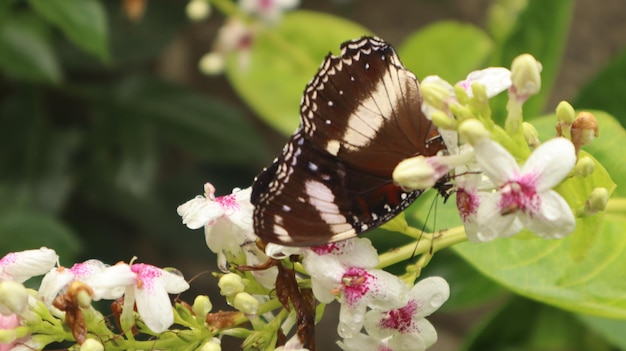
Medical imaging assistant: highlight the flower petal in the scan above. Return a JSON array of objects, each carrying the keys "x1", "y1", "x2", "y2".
[
  {"x1": 133, "y1": 280, "x2": 174, "y2": 333},
  {"x1": 522, "y1": 138, "x2": 576, "y2": 191},
  {"x1": 461, "y1": 67, "x2": 512, "y2": 98},
  {"x1": 473, "y1": 193, "x2": 523, "y2": 241},
  {"x1": 410, "y1": 277, "x2": 450, "y2": 318},
  {"x1": 0, "y1": 247, "x2": 57, "y2": 283},
  {"x1": 521, "y1": 190, "x2": 575, "y2": 239},
  {"x1": 473, "y1": 139, "x2": 520, "y2": 186}
]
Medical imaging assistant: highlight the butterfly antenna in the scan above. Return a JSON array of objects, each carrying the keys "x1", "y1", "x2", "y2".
[{"x1": 409, "y1": 190, "x2": 440, "y2": 261}]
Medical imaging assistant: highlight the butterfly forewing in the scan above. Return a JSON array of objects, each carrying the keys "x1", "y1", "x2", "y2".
[{"x1": 251, "y1": 36, "x2": 447, "y2": 246}]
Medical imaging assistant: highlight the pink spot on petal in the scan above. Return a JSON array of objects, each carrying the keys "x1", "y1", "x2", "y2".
[
  {"x1": 131, "y1": 264, "x2": 163, "y2": 291},
  {"x1": 378, "y1": 299, "x2": 419, "y2": 334},
  {"x1": 311, "y1": 242, "x2": 341, "y2": 255},
  {"x1": 0, "y1": 253, "x2": 17, "y2": 266},
  {"x1": 456, "y1": 187, "x2": 479, "y2": 222},
  {"x1": 499, "y1": 173, "x2": 541, "y2": 216},
  {"x1": 216, "y1": 194, "x2": 240, "y2": 215},
  {"x1": 341, "y1": 267, "x2": 373, "y2": 306}
]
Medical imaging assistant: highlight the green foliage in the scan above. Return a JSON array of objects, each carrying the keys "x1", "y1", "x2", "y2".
[{"x1": 1, "y1": 0, "x2": 625, "y2": 350}]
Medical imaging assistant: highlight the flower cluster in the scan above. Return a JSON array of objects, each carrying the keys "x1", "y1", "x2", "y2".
[
  {"x1": 179, "y1": 186, "x2": 450, "y2": 351},
  {"x1": 0, "y1": 248, "x2": 189, "y2": 350},
  {"x1": 393, "y1": 53, "x2": 606, "y2": 243},
  {"x1": 185, "y1": 0, "x2": 300, "y2": 74}
]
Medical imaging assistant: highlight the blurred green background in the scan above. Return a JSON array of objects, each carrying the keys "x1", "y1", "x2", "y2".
[{"x1": 1, "y1": 0, "x2": 626, "y2": 350}]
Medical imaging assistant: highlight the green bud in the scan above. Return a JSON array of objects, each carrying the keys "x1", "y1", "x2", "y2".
[
  {"x1": 186, "y1": 0, "x2": 211, "y2": 22},
  {"x1": 0, "y1": 328, "x2": 16, "y2": 343},
  {"x1": 80, "y1": 338, "x2": 104, "y2": 351},
  {"x1": 421, "y1": 81, "x2": 452, "y2": 111},
  {"x1": 522, "y1": 122, "x2": 539, "y2": 148},
  {"x1": 197, "y1": 338, "x2": 222, "y2": 351},
  {"x1": 511, "y1": 53, "x2": 542, "y2": 98},
  {"x1": 218, "y1": 273, "x2": 245, "y2": 297},
  {"x1": 458, "y1": 119, "x2": 490, "y2": 146},
  {"x1": 233, "y1": 292, "x2": 259, "y2": 315},
  {"x1": 586, "y1": 187, "x2": 609, "y2": 215},
  {"x1": 573, "y1": 156, "x2": 595, "y2": 177},
  {"x1": 556, "y1": 101, "x2": 575, "y2": 139},
  {"x1": 0, "y1": 281, "x2": 29, "y2": 315},
  {"x1": 430, "y1": 110, "x2": 457, "y2": 130},
  {"x1": 199, "y1": 52, "x2": 225, "y2": 75},
  {"x1": 192, "y1": 295, "x2": 213, "y2": 321},
  {"x1": 393, "y1": 156, "x2": 436, "y2": 191}
]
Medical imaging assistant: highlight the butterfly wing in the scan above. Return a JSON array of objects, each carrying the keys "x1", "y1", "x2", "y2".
[{"x1": 251, "y1": 37, "x2": 446, "y2": 246}]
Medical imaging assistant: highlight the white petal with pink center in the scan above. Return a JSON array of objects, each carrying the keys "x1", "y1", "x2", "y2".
[
  {"x1": 0, "y1": 248, "x2": 57, "y2": 283},
  {"x1": 471, "y1": 137, "x2": 576, "y2": 241},
  {"x1": 39, "y1": 259, "x2": 109, "y2": 306}
]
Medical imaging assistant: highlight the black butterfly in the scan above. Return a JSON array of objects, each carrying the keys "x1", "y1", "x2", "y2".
[{"x1": 251, "y1": 36, "x2": 447, "y2": 247}]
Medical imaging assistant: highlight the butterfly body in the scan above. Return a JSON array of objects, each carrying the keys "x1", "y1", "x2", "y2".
[{"x1": 251, "y1": 37, "x2": 447, "y2": 246}]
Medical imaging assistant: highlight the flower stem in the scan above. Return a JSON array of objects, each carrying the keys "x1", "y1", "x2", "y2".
[{"x1": 376, "y1": 226, "x2": 467, "y2": 269}]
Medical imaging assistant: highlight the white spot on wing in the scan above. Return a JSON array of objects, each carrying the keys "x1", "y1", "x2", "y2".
[
  {"x1": 304, "y1": 180, "x2": 347, "y2": 226},
  {"x1": 326, "y1": 140, "x2": 340, "y2": 156}
]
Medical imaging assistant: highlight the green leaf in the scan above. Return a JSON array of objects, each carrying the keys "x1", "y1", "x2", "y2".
[
  {"x1": 574, "y1": 46, "x2": 626, "y2": 127},
  {"x1": 227, "y1": 10, "x2": 371, "y2": 135},
  {"x1": 28, "y1": 0, "x2": 109, "y2": 62},
  {"x1": 489, "y1": 0, "x2": 574, "y2": 119},
  {"x1": 0, "y1": 210, "x2": 82, "y2": 264},
  {"x1": 398, "y1": 21, "x2": 493, "y2": 82},
  {"x1": 462, "y1": 297, "x2": 613, "y2": 351},
  {"x1": 0, "y1": 15, "x2": 62, "y2": 83},
  {"x1": 578, "y1": 314, "x2": 626, "y2": 350}
]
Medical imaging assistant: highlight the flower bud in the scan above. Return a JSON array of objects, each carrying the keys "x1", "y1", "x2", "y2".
[
  {"x1": 573, "y1": 156, "x2": 595, "y2": 177},
  {"x1": 80, "y1": 338, "x2": 104, "y2": 351},
  {"x1": 192, "y1": 295, "x2": 213, "y2": 321},
  {"x1": 421, "y1": 80, "x2": 453, "y2": 111},
  {"x1": 0, "y1": 281, "x2": 29, "y2": 315},
  {"x1": 522, "y1": 122, "x2": 540, "y2": 148},
  {"x1": 571, "y1": 112, "x2": 599, "y2": 154},
  {"x1": 510, "y1": 53, "x2": 542, "y2": 100},
  {"x1": 585, "y1": 187, "x2": 609, "y2": 215},
  {"x1": 393, "y1": 156, "x2": 437, "y2": 190},
  {"x1": 186, "y1": 0, "x2": 211, "y2": 21},
  {"x1": 199, "y1": 52, "x2": 225, "y2": 75},
  {"x1": 430, "y1": 110, "x2": 457, "y2": 130},
  {"x1": 458, "y1": 119, "x2": 490, "y2": 146},
  {"x1": 556, "y1": 101, "x2": 575, "y2": 139},
  {"x1": 233, "y1": 292, "x2": 259, "y2": 315},
  {"x1": 198, "y1": 338, "x2": 222, "y2": 351},
  {"x1": 218, "y1": 273, "x2": 245, "y2": 297}
]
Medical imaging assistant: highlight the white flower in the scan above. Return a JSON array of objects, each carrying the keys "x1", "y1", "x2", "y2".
[
  {"x1": 0, "y1": 247, "x2": 57, "y2": 283},
  {"x1": 39, "y1": 260, "x2": 111, "y2": 306},
  {"x1": 86, "y1": 263, "x2": 189, "y2": 333},
  {"x1": 301, "y1": 238, "x2": 409, "y2": 338},
  {"x1": 340, "y1": 277, "x2": 449, "y2": 351},
  {"x1": 275, "y1": 335, "x2": 308, "y2": 351},
  {"x1": 468, "y1": 137, "x2": 576, "y2": 241},
  {"x1": 239, "y1": 0, "x2": 299, "y2": 23},
  {"x1": 177, "y1": 183, "x2": 256, "y2": 254}
]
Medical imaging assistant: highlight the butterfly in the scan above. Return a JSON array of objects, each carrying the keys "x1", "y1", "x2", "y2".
[{"x1": 251, "y1": 36, "x2": 448, "y2": 247}]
